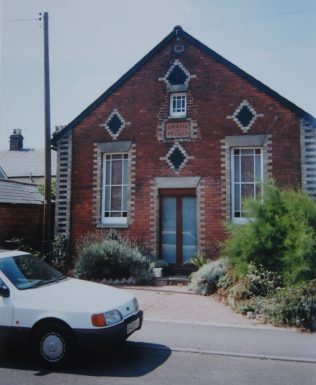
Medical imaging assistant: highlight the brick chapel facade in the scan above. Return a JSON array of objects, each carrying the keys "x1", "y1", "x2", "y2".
[{"x1": 52, "y1": 26, "x2": 316, "y2": 268}]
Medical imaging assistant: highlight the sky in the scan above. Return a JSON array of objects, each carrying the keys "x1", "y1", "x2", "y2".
[{"x1": 0, "y1": 0, "x2": 315, "y2": 150}]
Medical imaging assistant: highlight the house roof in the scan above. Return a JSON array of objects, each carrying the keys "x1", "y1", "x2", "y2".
[
  {"x1": 0, "y1": 149, "x2": 57, "y2": 178},
  {"x1": 51, "y1": 25, "x2": 316, "y2": 147},
  {"x1": 0, "y1": 179, "x2": 44, "y2": 205}
]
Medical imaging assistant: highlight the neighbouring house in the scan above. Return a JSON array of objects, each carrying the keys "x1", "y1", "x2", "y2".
[
  {"x1": 0, "y1": 129, "x2": 57, "y2": 185},
  {"x1": 0, "y1": 179, "x2": 44, "y2": 248},
  {"x1": 51, "y1": 26, "x2": 316, "y2": 271}
]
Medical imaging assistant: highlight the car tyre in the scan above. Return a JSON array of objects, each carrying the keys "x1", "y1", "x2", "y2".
[{"x1": 32, "y1": 322, "x2": 75, "y2": 369}]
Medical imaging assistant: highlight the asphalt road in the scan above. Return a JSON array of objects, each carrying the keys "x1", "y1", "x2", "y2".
[{"x1": 0, "y1": 320, "x2": 316, "y2": 385}]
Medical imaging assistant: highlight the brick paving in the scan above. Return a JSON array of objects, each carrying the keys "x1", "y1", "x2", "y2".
[{"x1": 122, "y1": 285, "x2": 281, "y2": 329}]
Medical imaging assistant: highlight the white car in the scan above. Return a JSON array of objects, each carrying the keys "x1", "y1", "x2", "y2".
[{"x1": 0, "y1": 250, "x2": 143, "y2": 368}]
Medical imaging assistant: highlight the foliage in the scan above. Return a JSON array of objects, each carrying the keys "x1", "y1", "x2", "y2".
[
  {"x1": 75, "y1": 232, "x2": 153, "y2": 284},
  {"x1": 217, "y1": 273, "x2": 233, "y2": 290},
  {"x1": 11, "y1": 235, "x2": 69, "y2": 274},
  {"x1": 38, "y1": 179, "x2": 57, "y2": 199},
  {"x1": 222, "y1": 182, "x2": 316, "y2": 285},
  {"x1": 228, "y1": 263, "x2": 281, "y2": 303},
  {"x1": 249, "y1": 280, "x2": 316, "y2": 330},
  {"x1": 186, "y1": 252, "x2": 210, "y2": 269},
  {"x1": 188, "y1": 258, "x2": 228, "y2": 295}
]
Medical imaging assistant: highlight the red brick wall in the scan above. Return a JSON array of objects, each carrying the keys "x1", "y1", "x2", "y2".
[
  {"x1": 69, "y1": 37, "x2": 301, "y2": 256},
  {"x1": 0, "y1": 204, "x2": 43, "y2": 247}
]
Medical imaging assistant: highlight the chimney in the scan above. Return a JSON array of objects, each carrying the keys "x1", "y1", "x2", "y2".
[{"x1": 10, "y1": 129, "x2": 24, "y2": 151}]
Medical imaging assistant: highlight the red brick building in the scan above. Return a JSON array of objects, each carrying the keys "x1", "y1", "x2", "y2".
[{"x1": 52, "y1": 26, "x2": 316, "y2": 268}]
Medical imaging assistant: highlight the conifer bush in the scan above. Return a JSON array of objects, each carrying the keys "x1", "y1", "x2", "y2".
[{"x1": 222, "y1": 183, "x2": 316, "y2": 285}]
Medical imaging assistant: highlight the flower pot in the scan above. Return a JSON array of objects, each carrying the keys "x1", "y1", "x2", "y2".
[{"x1": 153, "y1": 267, "x2": 163, "y2": 278}]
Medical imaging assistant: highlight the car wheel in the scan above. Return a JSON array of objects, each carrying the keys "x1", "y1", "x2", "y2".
[{"x1": 32, "y1": 322, "x2": 75, "y2": 369}]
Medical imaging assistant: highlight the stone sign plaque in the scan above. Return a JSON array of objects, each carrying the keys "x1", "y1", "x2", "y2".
[{"x1": 165, "y1": 121, "x2": 190, "y2": 139}]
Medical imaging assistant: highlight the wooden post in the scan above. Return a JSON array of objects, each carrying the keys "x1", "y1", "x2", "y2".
[{"x1": 43, "y1": 11, "x2": 52, "y2": 248}]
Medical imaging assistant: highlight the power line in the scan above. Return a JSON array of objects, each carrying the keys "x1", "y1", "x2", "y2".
[
  {"x1": 210, "y1": 7, "x2": 316, "y2": 27},
  {"x1": 7, "y1": 17, "x2": 39, "y2": 22}
]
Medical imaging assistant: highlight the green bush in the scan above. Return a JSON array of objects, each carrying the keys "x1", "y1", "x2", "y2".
[
  {"x1": 186, "y1": 252, "x2": 210, "y2": 269},
  {"x1": 188, "y1": 258, "x2": 228, "y2": 295},
  {"x1": 226, "y1": 264, "x2": 282, "y2": 313},
  {"x1": 250, "y1": 280, "x2": 316, "y2": 330},
  {"x1": 75, "y1": 232, "x2": 153, "y2": 284},
  {"x1": 217, "y1": 273, "x2": 233, "y2": 290},
  {"x1": 222, "y1": 182, "x2": 316, "y2": 285},
  {"x1": 12, "y1": 235, "x2": 69, "y2": 273}
]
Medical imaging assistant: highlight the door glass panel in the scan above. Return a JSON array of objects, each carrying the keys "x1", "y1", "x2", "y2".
[
  {"x1": 182, "y1": 197, "x2": 197, "y2": 263},
  {"x1": 162, "y1": 197, "x2": 177, "y2": 264}
]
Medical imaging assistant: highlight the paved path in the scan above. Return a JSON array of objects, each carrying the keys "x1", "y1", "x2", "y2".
[{"x1": 123, "y1": 286, "x2": 287, "y2": 330}]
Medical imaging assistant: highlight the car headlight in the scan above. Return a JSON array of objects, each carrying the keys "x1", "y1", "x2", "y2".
[
  {"x1": 91, "y1": 310, "x2": 123, "y2": 327},
  {"x1": 133, "y1": 297, "x2": 139, "y2": 312}
]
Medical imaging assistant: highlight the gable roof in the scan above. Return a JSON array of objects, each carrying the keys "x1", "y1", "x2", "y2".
[
  {"x1": 0, "y1": 149, "x2": 57, "y2": 178},
  {"x1": 0, "y1": 179, "x2": 44, "y2": 205},
  {"x1": 51, "y1": 26, "x2": 316, "y2": 147}
]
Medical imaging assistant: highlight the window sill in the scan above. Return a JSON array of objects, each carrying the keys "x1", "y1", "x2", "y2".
[
  {"x1": 232, "y1": 217, "x2": 255, "y2": 225},
  {"x1": 168, "y1": 115, "x2": 187, "y2": 120},
  {"x1": 96, "y1": 223, "x2": 129, "y2": 229}
]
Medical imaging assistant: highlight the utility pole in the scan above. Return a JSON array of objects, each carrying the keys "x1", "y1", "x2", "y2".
[{"x1": 42, "y1": 11, "x2": 52, "y2": 248}]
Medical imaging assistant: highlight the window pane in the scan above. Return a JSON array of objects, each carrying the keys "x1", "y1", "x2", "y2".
[
  {"x1": 162, "y1": 198, "x2": 176, "y2": 264},
  {"x1": 122, "y1": 186, "x2": 128, "y2": 211},
  {"x1": 182, "y1": 197, "x2": 197, "y2": 263},
  {"x1": 112, "y1": 160, "x2": 122, "y2": 185},
  {"x1": 111, "y1": 186, "x2": 122, "y2": 210},
  {"x1": 241, "y1": 184, "x2": 254, "y2": 201},
  {"x1": 241, "y1": 149, "x2": 253, "y2": 155},
  {"x1": 234, "y1": 154, "x2": 240, "y2": 182},
  {"x1": 241, "y1": 156, "x2": 254, "y2": 182},
  {"x1": 105, "y1": 186, "x2": 110, "y2": 211},
  {"x1": 234, "y1": 184, "x2": 241, "y2": 213},
  {"x1": 123, "y1": 159, "x2": 128, "y2": 185},
  {"x1": 255, "y1": 154, "x2": 261, "y2": 180},
  {"x1": 105, "y1": 160, "x2": 111, "y2": 185}
]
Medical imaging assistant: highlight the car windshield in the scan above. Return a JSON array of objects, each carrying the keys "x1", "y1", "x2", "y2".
[{"x1": 0, "y1": 254, "x2": 65, "y2": 290}]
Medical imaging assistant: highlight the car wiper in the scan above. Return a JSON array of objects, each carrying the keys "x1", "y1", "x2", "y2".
[{"x1": 30, "y1": 275, "x2": 67, "y2": 289}]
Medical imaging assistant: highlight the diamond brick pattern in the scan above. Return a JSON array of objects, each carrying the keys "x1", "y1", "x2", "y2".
[
  {"x1": 168, "y1": 146, "x2": 186, "y2": 170},
  {"x1": 235, "y1": 105, "x2": 255, "y2": 128},
  {"x1": 107, "y1": 114, "x2": 123, "y2": 135},
  {"x1": 167, "y1": 65, "x2": 188, "y2": 85},
  {"x1": 101, "y1": 109, "x2": 130, "y2": 140},
  {"x1": 228, "y1": 100, "x2": 263, "y2": 133}
]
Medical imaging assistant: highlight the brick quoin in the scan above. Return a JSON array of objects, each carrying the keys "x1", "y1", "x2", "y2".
[{"x1": 52, "y1": 27, "x2": 315, "y2": 263}]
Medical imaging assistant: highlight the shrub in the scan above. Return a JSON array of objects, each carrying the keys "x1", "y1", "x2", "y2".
[
  {"x1": 222, "y1": 182, "x2": 316, "y2": 285},
  {"x1": 217, "y1": 273, "x2": 233, "y2": 290},
  {"x1": 228, "y1": 264, "x2": 281, "y2": 305},
  {"x1": 186, "y1": 252, "x2": 210, "y2": 269},
  {"x1": 250, "y1": 280, "x2": 316, "y2": 330},
  {"x1": 188, "y1": 258, "x2": 228, "y2": 295},
  {"x1": 75, "y1": 232, "x2": 153, "y2": 284},
  {"x1": 12, "y1": 235, "x2": 69, "y2": 273}
]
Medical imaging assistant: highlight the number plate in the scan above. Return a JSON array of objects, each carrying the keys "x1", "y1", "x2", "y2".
[{"x1": 127, "y1": 318, "x2": 140, "y2": 335}]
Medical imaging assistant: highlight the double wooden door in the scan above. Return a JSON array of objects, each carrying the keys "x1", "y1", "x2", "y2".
[{"x1": 159, "y1": 189, "x2": 197, "y2": 267}]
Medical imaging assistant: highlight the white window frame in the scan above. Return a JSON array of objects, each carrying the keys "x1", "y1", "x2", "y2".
[
  {"x1": 101, "y1": 153, "x2": 129, "y2": 226},
  {"x1": 231, "y1": 147, "x2": 263, "y2": 224},
  {"x1": 169, "y1": 92, "x2": 187, "y2": 118}
]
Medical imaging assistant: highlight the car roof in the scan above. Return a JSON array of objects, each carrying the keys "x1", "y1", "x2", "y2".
[{"x1": 0, "y1": 249, "x2": 31, "y2": 259}]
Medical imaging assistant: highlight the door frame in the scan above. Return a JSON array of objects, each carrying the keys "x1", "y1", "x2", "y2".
[{"x1": 159, "y1": 188, "x2": 196, "y2": 267}]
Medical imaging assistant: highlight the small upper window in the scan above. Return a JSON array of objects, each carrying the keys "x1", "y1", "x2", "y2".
[{"x1": 170, "y1": 93, "x2": 187, "y2": 118}]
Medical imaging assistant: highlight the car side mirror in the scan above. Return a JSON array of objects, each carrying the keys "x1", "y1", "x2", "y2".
[{"x1": 0, "y1": 284, "x2": 10, "y2": 298}]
